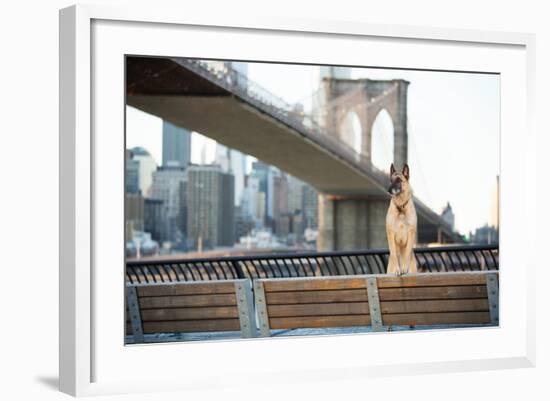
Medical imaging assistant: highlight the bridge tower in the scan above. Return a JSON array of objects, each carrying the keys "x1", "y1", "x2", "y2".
[
  {"x1": 320, "y1": 77, "x2": 409, "y2": 169},
  {"x1": 317, "y1": 77, "x2": 410, "y2": 250}
]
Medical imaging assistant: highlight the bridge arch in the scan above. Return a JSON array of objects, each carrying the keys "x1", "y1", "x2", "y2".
[
  {"x1": 370, "y1": 108, "x2": 394, "y2": 172},
  {"x1": 322, "y1": 78, "x2": 409, "y2": 170},
  {"x1": 339, "y1": 109, "x2": 363, "y2": 155}
]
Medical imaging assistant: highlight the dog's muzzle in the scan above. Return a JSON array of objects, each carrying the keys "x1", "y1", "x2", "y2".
[{"x1": 388, "y1": 184, "x2": 402, "y2": 196}]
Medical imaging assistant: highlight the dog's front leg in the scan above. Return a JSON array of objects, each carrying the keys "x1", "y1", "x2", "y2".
[
  {"x1": 403, "y1": 231, "x2": 417, "y2": 274},
  {"x1": 386, "y1": 231, "x2": 401, "y2": 275}
]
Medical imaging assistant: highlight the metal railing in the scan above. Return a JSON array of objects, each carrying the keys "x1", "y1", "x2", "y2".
[{"x1": 126, "y1": 245, "x2": 499, "y2": 284}]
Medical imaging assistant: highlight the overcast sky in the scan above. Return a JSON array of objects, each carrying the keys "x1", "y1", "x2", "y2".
[{"x1": 126, "y1": 62, "x2": 499, "y2": 236}]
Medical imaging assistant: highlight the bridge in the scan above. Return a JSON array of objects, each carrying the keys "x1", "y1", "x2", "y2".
[{"x1": 126, "y1": 56, "x2": 462, "y2": 249}]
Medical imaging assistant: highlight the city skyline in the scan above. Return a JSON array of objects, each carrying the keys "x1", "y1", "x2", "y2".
[
  {"x1": 125, "y1": 131, "x2": 496, "y2": 259},
  {"x1": 125, "y1": 138, "x2": 321, "y2": 257}
]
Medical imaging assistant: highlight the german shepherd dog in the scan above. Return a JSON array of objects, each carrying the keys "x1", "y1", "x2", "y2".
[{"x1": 386, "y1": 163, "x2": 418, "y2": 276}]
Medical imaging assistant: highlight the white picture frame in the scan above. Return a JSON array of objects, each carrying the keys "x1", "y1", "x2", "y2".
[{"x1": 59, "y1": 4, "x2": 536, "y2": 397}]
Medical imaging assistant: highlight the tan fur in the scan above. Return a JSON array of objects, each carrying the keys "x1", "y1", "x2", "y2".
[{"x1": 386, "y1": 165, "x2": 418, "y2": 276}]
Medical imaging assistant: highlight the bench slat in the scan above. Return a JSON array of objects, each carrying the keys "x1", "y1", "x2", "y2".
[
  {"x1": 141, "y1": 306, "x2": 239, "y2": 321},
  {"x1": 377, "y1": 273, "x2": 492, "y2": 288},
  {"x1": 270, "y1": 315, "x2": 371, "y2": 329},
  {"x1": 142, "y1": 318, "x2": 241, "y2": 334},
  {"x1": 267, "y1": 302, "x2": 370, "y2": 317},
  {"x1": 266, "y1": 289, "x2": 368, "y2": 304},
  {"x1": 263, "y1": 278, "x2": 367, "y2": 292},
  {"x1": 381, "y1": 299, "x2": 489, "y2": 314},
  {"x1": 136, "y1": 281, "x2": 237, "y2": 297},
  {"x1": 383, "y1": 311, "x2": 491, "y2": 326},
  {"x1": 139, "y1": 293, "x2": 237, "y2": 309},
  {"x1": 379, "y1": 285, "x2": 487, "y2": 301}
]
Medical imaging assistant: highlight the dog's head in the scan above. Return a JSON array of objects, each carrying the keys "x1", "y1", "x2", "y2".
[{"x1": 388, "y1": 163, "x2": 410, "y2": 197}]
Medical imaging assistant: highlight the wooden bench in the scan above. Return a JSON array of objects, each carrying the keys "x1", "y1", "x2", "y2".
[
  {"x1": 253, "y1": 271, "x2": 499, "y2": 336},
  {"x1": 125, "y1": 279, "x2": 256, "y2": 343}
]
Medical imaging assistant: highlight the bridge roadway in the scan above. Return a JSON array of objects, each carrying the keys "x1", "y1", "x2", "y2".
[{"x1": 126, "y1": 56, "x2": 461, "y2": 246}]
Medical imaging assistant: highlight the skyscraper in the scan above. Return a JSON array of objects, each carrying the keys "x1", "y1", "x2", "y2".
[
  {"x1": 251, "y1": 161, "x2": 276, "y2": 228},
  {"x1": 220, "y1": 172, "x2": 236, "y2": 246},
  {"x1": 125, "y1": 149, "x2": 140, "y2": 194},
  {"x1": 273, "y1": 174, "x2": 290, "y2": 236},
  {"x1": 162, "y1": 121, "x2": 191, "y2": 168},
  {"x1": 144, "y1": 198, "x2": 165, "y2": 243},
  {"x1": 149, "y1": 165, "x2": 187, "y2": 243},
  {"x1": 319, "y1": 66, "x2": 352, "y2": 80},
  {"x1": 242, "y1": 175, "x2": 262, "y2": 228},
  {"x1": 302, "y1": 184, "x2": 319, "y2": 230},
  {"x1": 130, "y1": 146, "x2": 157, "y2": 196},
  {"x1": 287, "y1": 175, "x2": 305, "y2": 214},
  {"x1": 215, "y1": 143, "x2": 246, "y2": 207},
  {"x1": 125, "y1": 193, "x2": 144, "y2": 238},
  {"x1": 187, "y1": 165, "x2": 235, "y2": 249},
  {"x1": 215, "y1": 143, "x2": 231, "y2": 172},
  {"x1": 235, "y1": 206, "x2": 255, "y2": 241},
  {"x1": 229, "y1": 150, "x2": 246, "y2": 207}
]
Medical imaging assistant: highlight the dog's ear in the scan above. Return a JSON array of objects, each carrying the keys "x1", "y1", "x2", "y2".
[
  {"x1": 402, "y1": 164, "x2": 410, "y2": 180},
  {"x1": 390, "y1": 163, "x2": 396, "y2": 176}
]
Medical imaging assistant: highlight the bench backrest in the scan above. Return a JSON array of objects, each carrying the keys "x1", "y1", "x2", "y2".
[
  {"x1": 253, "y1": 276, "x2": 371, "y2": 336},
  {"x1": 254, "y1": 271, "x2": 499, "y2": 336},
  {"x1": 374, "y1": 271, "x2": 498, "y2": 327},
  {"x1": 125, "y1": 279, "x2": 255, "y2": 342}
]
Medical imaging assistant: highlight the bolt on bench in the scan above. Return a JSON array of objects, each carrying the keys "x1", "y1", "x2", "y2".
[
  {"x1": 125, "y1": 279, "x2": 256, "y2": 343},
  {"x1": 253, "y1": 271, "x2": 499, "y2": 336}
]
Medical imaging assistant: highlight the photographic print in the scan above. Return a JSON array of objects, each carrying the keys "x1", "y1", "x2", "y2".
[{"x1": 124, "y1": 57, "x2": 499, "y2": 344}]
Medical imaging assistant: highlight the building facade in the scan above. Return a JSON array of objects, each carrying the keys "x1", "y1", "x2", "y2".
[
  {"x1": 130, "y1": 146, "x2": 157, "y2": 196},
  {"x1": 125, "y1": 149, "x2": 140, "y2": 194},
  {"x1": 302, "y1": 184, "x2": 319, "y2": 230},
  {"x1": 162, "y1": 120, "x2": 191, "y2": 168},
  {"x1": 125, "y1": 193, "x2": 144, "y2": 240},
  {"x1": 251, "y1": 161, "x2": 276, "y2": 229},
  {"x1": 215, "y1": 143, "x2": 246, "y2": 206},
  {"x1": 470, "y1": 224, "x2": 498, "y2": 245},
  {"x1": 187, "y1": 165, "x2": 235, "y2": 249},
  {"x1": 144, "y1": 198, "x2": 165, "y2": 243},
  {"x1": 273, "y1": 174, "x2": 290, "y2": 236},
  {"x1": 149, "y1": 166, "x2": 187, "y2": 243},
  {"x1": 287, "y1": 175, "x2": 305, "y2": 215}
]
